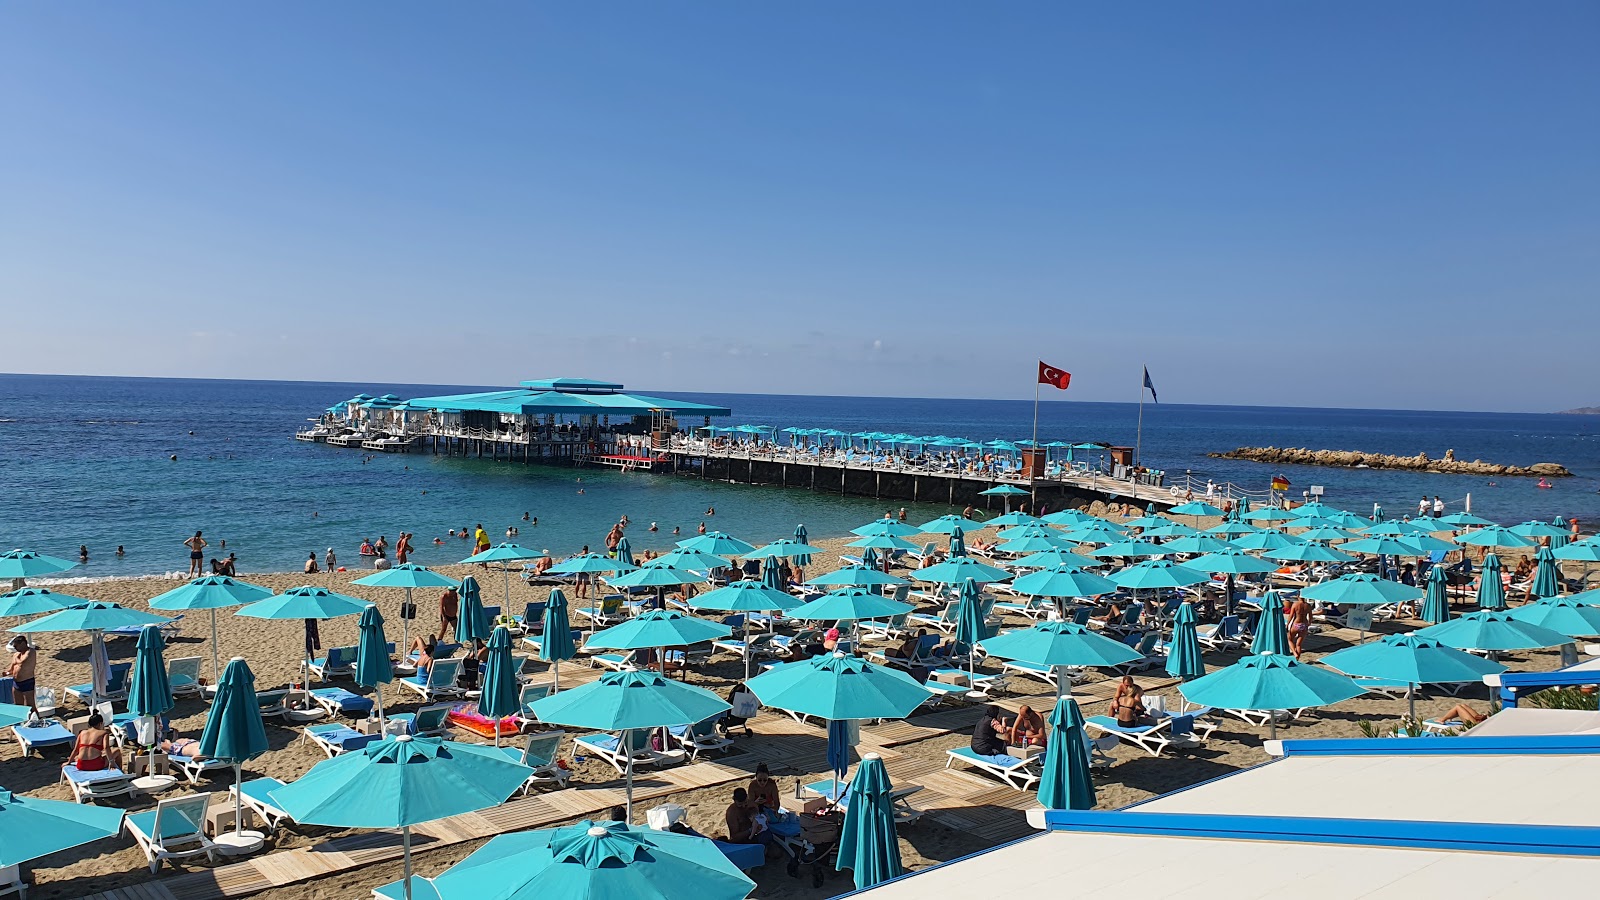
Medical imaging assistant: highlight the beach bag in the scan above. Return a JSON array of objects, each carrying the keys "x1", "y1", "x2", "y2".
[
  {"x1": 729, "y1": 690, "x2": 759, "y2": 718},
  {"x1": 400, "y1": 601, "x2": 417, "y2": 620},
  {"x1": 34, "y1": 686, "x2": 56, "y2": 718},
  {"x1": 647, "y1": 803, "x2": 686, "y2": 831}
]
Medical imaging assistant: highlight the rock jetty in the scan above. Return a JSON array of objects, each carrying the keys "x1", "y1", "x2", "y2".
[{"x1": 1210, "y1": 447, "x2": 1571, "y2": 478}]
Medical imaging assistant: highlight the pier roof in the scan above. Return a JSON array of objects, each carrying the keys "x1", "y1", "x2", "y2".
[{"x1": 402, "y1": 379, "x2": 730, "y2": 417}]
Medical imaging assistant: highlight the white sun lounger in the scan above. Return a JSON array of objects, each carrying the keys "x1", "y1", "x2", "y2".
[
  {"x1": 493, "y1": 730, "x2": 570, "y2": 794},
  {"x1": 397, "y1": 658, "x2": 463, "y2": 703},
  {"x1": 61, "y1": 764, "x2": 137, "y2": 803},
  {"x1": 166, "y1": 656, "x2": 203, "y2": 697},
  {"x1": 231, "y1": 777, "x2": 295, "y2": 833},
  {"x1": 125, "y1": 792, "x2": 217, "y2": 872},
  {"x1": 944, "y1": 747, "x2": 1039, "y2": 790},
  {"x1": 574, "y1": 729, "x2": 670, "y2": 775}
]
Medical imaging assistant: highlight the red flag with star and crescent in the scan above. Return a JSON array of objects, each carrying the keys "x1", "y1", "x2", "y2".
[{"x1": 1037, "y1": 361, "x2": 1071, "y2": 390}]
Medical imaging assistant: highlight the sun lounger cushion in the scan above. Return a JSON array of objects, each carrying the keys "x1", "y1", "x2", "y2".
[
  {"x1": 310, "y1": 724, "x2": 380, "y2": 754},
  {"x1": 13, "y1": 719, "x2": 74, "y2": 752},
  {"x1": 311, "y1": 688, "x2": 375, "y2": 717}
]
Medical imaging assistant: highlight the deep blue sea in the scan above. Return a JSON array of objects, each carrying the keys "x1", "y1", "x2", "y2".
[{"x1": 3, "y1": 374, "x2": 1596, "y2": 579}]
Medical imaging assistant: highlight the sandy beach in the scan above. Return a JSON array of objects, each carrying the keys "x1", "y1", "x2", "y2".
[{"x1": 4, "y1": 514, "x2": 1583, "y2": 900}]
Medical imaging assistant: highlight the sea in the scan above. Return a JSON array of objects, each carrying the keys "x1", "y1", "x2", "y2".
[{"x1": 3, "y1": 374, "x2": 1597, "y2": 580}]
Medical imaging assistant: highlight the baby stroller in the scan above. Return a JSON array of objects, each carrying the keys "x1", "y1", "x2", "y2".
[{"x1": 785, "y1": 804, "x2": 843, "y2": 888}]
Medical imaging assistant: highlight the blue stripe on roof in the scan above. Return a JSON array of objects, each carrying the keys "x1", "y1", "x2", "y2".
[{"x1": 1274, "y1": 734, "x2": 1600, "y2": 757}]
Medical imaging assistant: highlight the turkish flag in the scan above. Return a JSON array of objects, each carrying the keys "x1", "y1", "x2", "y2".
[{"x1": 1037, "y1": 361, "x2": 1071, "y2": 390}]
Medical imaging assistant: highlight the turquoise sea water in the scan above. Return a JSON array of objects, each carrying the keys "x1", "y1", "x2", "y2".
[{"x1": 2, "y1": 374, "x2": 1596, "y2": 578}]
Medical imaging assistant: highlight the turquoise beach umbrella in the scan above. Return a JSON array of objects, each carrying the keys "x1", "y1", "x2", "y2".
[
  {"x1": 678, "y1": 531, "x2": 761, "y2": 556},
  {"x1": 836, "y1": 754, "x2": 904, "y2": 890},
  {"x1": 1405, "y1": 533, "x2": 1460, "y2": 555},
  {"x1": 0, "y1": 587, "x2": 79, "y2": 618},
  {"x1": 1362, "y1": 520, "x2": 1428, "y2": 536},
  {"x1": 1157, "y1": 535, "x2": 1233, "y2": 555},
  {"x1": 912, "y1": 555, "x2": 1012, "y2": 584},
  {"x1": 847, "y1": 534, "x2": 921, "y2": 553},
  {"x1": 354, "y1": 564, "x2": 461, "y2": 676},
  {"x1": 547, "y1": 553, "x2": 636, "y2": 575},
  {"x1": 478, "y1": 626, "x2": 520, "y2": 747},
  {"x1": 1554, "y1": 538, "x2": 1600, "y2": 562},
  {"x1": 1512, "y1": 520, "x2": 1569, "y2": 539},
  {"x1": 745, "y1": 652, "x2": 930, "y2": 721},
  {"x1": 1040, "y1": 510, "x2": 1098, "y2": 527},
  {"x1": 850, "y1": 520, "x2": 922, "y2": 539},
  {"x1": 1059, "y1": 521, "x2": 1127, "y2": 545},
  {"x1": 608, "y1": 566, "x2": 706, "y2": 589},
  {"x1": 979, "y1": 622, "x2": 1140, "y2": 699},
  {"x1": 1531, "y1": 546, "x2": 1562, "y2": 599},
  {"x1": 745, "y1": 539, "x2": 814, "y2": 561},
  {"x1": 917, "y1": 515, "x2": 985, "y2": 535},
  {"x1": 762, "y1": 557, "x2": 786, "y2": 594},
  {"x1": 1169, "y1": 500, "x2": 1224, "y2": 519},
  {"x1": 614, "y1": 537, "x2": 636, "y2": 568},
  {"x1": 997, "y1": 523, "x2": 1061, "y2": 541},
  {"x1": 789, "y1": 588, "x2": 913, "y2": 622},
  {"x1": 1010, "y1": 548, "x2": 1089, "y2": 569},
  {"x1": 1457, "y1": 525, "x2": 1536, "y2": 550},
  {"x1": 200, "y1": 656, "x2": 271, "y2": 851},
  {"x1": 1477, "y1": 554, "x2": 1507, "y2": 611},
  {"x1": 953, "y1": 578, "x2": 987, "y2": 674},
  {"x1": 0, "y1": 550, "x2": 76, "y2": 583},
  {"x1": 651, "y1": 549, "x2": 731, "y2": 571},
  {"x1": 1510, "y1": 597, "x2": 1600, "y2": 638},
  {"x1": 1110, "y1": 560, "x2": 1209, "y2": 591},
  {"x1": 355, "y1": 604, "x2": 393, "y2": 727},
  {"x1": 1301, "y1": 573, "x2": 1423, "y2": 607},
  {"x1": 794, "y1": 524, "x2": 809, "y2": 547},
  {"x1": 1421, "y1": 565, "x2": 1451, "y2": 624},
  {"x1": 948, "y1": 526, "x2": 967, "y2": 558},
  {"x1": 456, "y1": 575, "x2": 493, "y2": 645},
  {"x1": 585, "y1": 610, "x2": 732, "y2": 652},
  {"x1": 1296, "y1": 526, "x2": 1359, "y2": 542},
  {"x1": 805, "y1": 566, "x2": 907, "y2": 589},
  {"x1": 12, "y1": 601, "x2": 171, "y2": 634},
  {"x1": 1264, "y1": 543, "x2": 1354, "y2": 564},
  {"x1": 1251, "y1": 591, "x2": 1291, "y2": 656},
  {"x1": 0, "y1": 704, "x2": 30, "y2": 728},
  {"x1": 1416, "y1": 611, "x2": 1572, "y2": 652},
  {"x1": 1228, "y1": 530, "x2": 1302, "y2": 553},
  {"x1": 149, "y1": 575, "x2": 274, "y2": 684},
  {"x1": 1341, "y1": 536, "x2": 1427, "y2": 557},
  {"x1": 1440, "y1": 512, "x2": 1495, "y2": 527},
  {"x1": 996, "y1": 532, "x2": 1072, "y2": 554},
  {"x1": 1122, "y1": 514, "x2": 1170, "y2": 531},
  {"x1": 1179, "y1": 653, "x2": 1362, "y2": 737},
  {"x1": 1036, "y1": 697, "x2": 1095, "y2": 811},
  {"x1": 0, "y1": 785, "x2": 124, "y2": 869},
  {"x1": 237, "y1": 586, "x2": 367, "y2": 687},
  {"x1": 1550, "y1": 517, "x2": 1570, "y2": 550},
  {"x1": 128, "y1": 624, "x2": 174, "y2": 787},
  {"x1": 462, "y1": 543, "x2": 542, "y2": 611},
  {"x1": 1187, "y1": 547, "x2": 1277, "y2": 577},
  {"x1": 1321, "y1": 634, "x2": 1505, "y2": 720},
  {"x1": 1010, "y1": 565, "x2": 1119, "y2": 600},
  {"x1": 985, "y1": 512, "x2": 1044, "y2": 529},
  {"x1": 1090, "y1": 539, "x2": 1167, "y2": 559},
  {"x1": 1143, "y1": 522, "x2": 1199, "y2": 539},
  {"x1": 1165, "y1": 602, "x2": 1204, "y2": 680},
  {"x1": 1241, "y1": 507, "x2": 1296, "y2": 524},
  {"x1": 692, "y1": 580, "x2": 802, "y2": 611},
  {"x1": 1207, "y1": 521, "x2": 1260, "y2": 538},
  {"x1": 540, "y1": 589, "x2": 576, "y2": 692},
  {"x1": 428, "y1": 820, "x2": 754, "y2": 900},
  {"x1": 271, "y1": 735, "x2": 533, "y2": 900}
]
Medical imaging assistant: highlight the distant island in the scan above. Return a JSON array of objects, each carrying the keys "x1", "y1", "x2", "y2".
[
  {"x1": 1210, "y1": 447, "x2": 1571, "y2": 478},
  {"x1": 1560, "y1": 407, "x2": 1600, "y2": 415}
]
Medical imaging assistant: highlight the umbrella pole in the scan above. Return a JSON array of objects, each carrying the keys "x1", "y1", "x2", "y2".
[
  {"x1": 400, "y1": 588, "x2": 412, "y2": 664},
  {"x1": 744, "y1": 618, "x2": 753, "y2": 682},
  {"x1": 625, "y1": 745, "x2": 635, "y2": 823},
  {"x1": 402, "y1": 825, "x2": 414, "y2": 900},
  {"x1": 211, "y1": 609, "x2": 222, "y2": 686},
  {"x1": 233, "y1": 762, "x2": 246, "y2": 837},
  {"x1": 553, "y1": 658, "x2": 561, "y2": 693},
  {"x1": 1053, "y1": 665, "x2": 1071, "y2": 702},
  {"x1": 1408, "y1": 685, "x2": 1417, "y2": 725}
]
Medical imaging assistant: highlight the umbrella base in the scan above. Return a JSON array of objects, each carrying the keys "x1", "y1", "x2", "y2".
[
  {"x1": 133, "y1": 774, "x2": 178, "y2": 794},
  {"x1": 214, "y1": 831, "x2": 266, "y2": 855}
]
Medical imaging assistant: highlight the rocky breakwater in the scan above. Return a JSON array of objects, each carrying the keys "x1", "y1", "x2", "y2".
[{"x1": 1210, "y1": 447, "x2": 1571, "y2": 478}]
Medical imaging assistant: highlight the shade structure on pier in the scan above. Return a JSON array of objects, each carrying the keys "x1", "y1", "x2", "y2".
[
  {"x1": 148, "y1": 575, "x2": 274, "y2": 684},
  {"x1": 1169, "y1": 500, "x2": 1225, "y2": 520},
  {"x1": 1155, "y1": 535, "x2": 1233, "y2": 555}
]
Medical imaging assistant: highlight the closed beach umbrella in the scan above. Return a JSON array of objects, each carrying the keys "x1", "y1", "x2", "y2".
[
  {"x1": 1301, "y1": 573, "x2": 1423, "y2": 607},
  {"x1": 149, "y1": 575, "x2": 273, "y2": 684},
  {"x1": 745, "y1": 652, "x2": 930, "y2": 721},
  {"x1": 0, "y1": 786, "x2": 124, "y2": 873},
  {"x1": 530, "y1": 671, "x2": 729, "y2": 820},
  {"x1": 947, "y1": 525, "x2": 967, "y2": 558},
  {"x1": 1165, "y1": 602, "x2": 1204, "y2": 680},
  {"x1": 837, "y1": 753, "x2": 904, "y2": 890},
  {"x1": 1341, "y1": 536, "x2": 1427, "y2": 558},
  {"x1": 200, "y1": 657, "x2": 271, "y2": 852},
  {"x1": 1251, "y1": 591, "x2": 1291, "y2": 656},
  {"x1": 678, "y1": 531, "x2": 760, "y2": 557},
  {"x1": 913, "y1": 556, "x2": 1013, "y2": 584},
  {"x1": 1321, "y1": 634, "x2": 1505, "y2": 720},
  {"x1": 479, "y1": 626, "x2": 520, "y2": 747},
  {"x1": 427, "y1": 820, "x2": 754, "y2": 900},
  {"x1": 271, "y1": 736, "x2": 533, "y2": 900},
  {"x1": 795, "y1": 523, "x2": 809, "y2": 547},
  {"x1": 128, "y1": 624, "x2": 174, "y2": 789},
  {"x1": 236, "y1": 586, "x2": 367, "y2": 687},
  {"x1": 0, "y1": 549, "x2": 76, "y2": 585},
  {"x1": 1509, "y1": 598, "x2": 1600, "y2": 639},
  {"x1": 1041, "y1": 510, "x2": 1098, "y2": 527},
  {"x1": 354, "y1": 604, "x2": 394, "y2": 728},
  {"x1": 1550, "y1": 517, "x2": 1570, "y2": 550},
  {"x1": 456, "y1": 575, "x2": 492, "y2": 645},
  {"x1": 953, "y1": 578, "x2": 987, "y2": 681},
  {"x1": 1415, "y1": 611, "x2": 1572, "y2": 653},
  {"x1": 979, "y1": 621, "x2": 1140, "y2": 699},
  {"x1": 1477, "y1": 554, "x2": 1507, "y2": 611},
  {"x1": 354, "y1": 564, "x2": 460, "y2": 675},
  {"x1": 614, "y1": 537, "x2": 636, "y2": 568},
  {"x1": 1421, "y1": 565, "x2": 1451, "y2": 624},
  {"x1": 826, "y1": 718, "x2": 855, "y2": 783},
  {"x1": 1036, "y1": 697, "x2": 1095, "y2": 811},
  {"x1": 540, "y1": 589, "x2": 576, "y2": 692},
  {"x1": 14, "y1": 602, "x2": 172, "y2": 705},
  {"x1": 1179, "y1": 653, "x2": 1362, "y2": 738},
  {"x1": 1531, "y1": 546, "x2": 1562, "y2": 599}
]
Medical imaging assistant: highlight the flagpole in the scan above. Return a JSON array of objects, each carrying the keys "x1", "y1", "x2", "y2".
[{"x1": 1135, "y1": 368, "x2": 1145, "y2": 467}]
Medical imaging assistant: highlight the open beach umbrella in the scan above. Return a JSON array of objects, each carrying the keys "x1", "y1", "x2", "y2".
[
  {"x1": 1291, "y1": 501, "x2": 1345, "y2": 519},
  {"x1": 1060, "y1": 521, "x2": 1128, "y2": 545},
  {"x1": 678, "y1": 531, "x2": 761, "y2": 557},
  {"x1": 540, "y1": 589, "x2": 576, "y2": 692},
  {"x1": 13, "y1": 602, "x2": 172, "y2": 705},
  {"x1": 996, "y1": 532, "x2": 1074, "y2": 555},
  {"x1": 979, "y1": 622, "x2": 1140, "y2": 699},
  {"x1": 806, "y1": 566, "x2": 907, "y2": 589},
  {"x1": 912, "y1": 555, "x2": 1012, "y2": 585},
  {"x1": 0, "y1": 550, "x2": 76, "y2": 585},
  {"x1": 1228, "y1": 530, "x2": 1302, "y2": 553},
  {"x1": 851, "y1": 519, "x2": 922, "y2": 539},
  {"x1": 1264, "y1": 543, "x2": 1354, "y2": 564},
  {"x1": 1509, "y1": 597, "x2": 1600, "y2": 639},
  {"x1": 1151, "y1": 534, "x2": 1229, "y2": 556},
  {"x1": 1553, "y1": 538, "x2": 1600, "y2": 562},
  {"x1": 997, "y1": 523, "x2": 1062, "y2": 541},
  {"x1": 456, "y1": 575, "x2": 493, "y2": 645},
  {"x1": 1188, "y1": 547, "x2": 1277, "y2": 577},
  {"x1": 745, "y1": 539, "x2": 814, "y2": 561},
  {"x1": 200, "y1": 656, "x2": 271, "y2": 852},
  {"x1": 128, "y1": 625, "x2": 175, "y2": 790},
  {"x1": 479, "y1": 626, "x2": 520, "y2": 747},
  {"x1": 1169, "y1": 500, "x2": 1225, "y2": 523},
  {"x1": 1144, "y1": 522, "x2": 1199, "y2": 540},
  {"x1": 1010, "y1": 548, "x2": 1089, "y2": 569},
  {"x1": 547, "y1": 553, "x2": 637, "y2": 575},
  {"x1": 1041, "y1": 510, "x2": 1098, "y2": 527},
  {"x1": 789, "y1": 588, "x2": 913, "y2": 628},
  {"x1": 837, "y1": 753, "x2": 904, "y2": 890},
  {"x1": 530, "y1": 670, "x2": 729, "y2": 820},
  {"x1": 846, "y1": 534, "x2": 922, "y2": 555},
  {"x1": 1165, "y1": 602, "x2": 1204, "y2": 680},
  {"x1": 1512, "y1": 520, "x2": 1569, "y2": 540},
  {"x1": 1477, "y1": 554, "x2": 1508, "y2": 610},
  {"x1": 1415, "y1": 611, "x2": 1572, "y2": 653},
  {"x1": 1251, "y1": 591, "x2": 1291, "y2": 656},
  {"x1": 1440, "y1": 512, "x2": 1495, "y2": 528},
  {"x1": 1123, "y1": 512, "x2": 1170, "y2": 530},
  {"x1": 1403, "y1": 533, "x2": 1460, "y2": 555},
  {"x1": 691, "y1": 581, "x2": 801, "y2": 679},
  {"x1": 1531, "y1": 546, "x2": 1562, "y2": 599},
  {"x1": 1321, "y1": 634, "x2": 1505, "y2": 720},
  {"x1": 979, "y1": 484, "x2": 1029, "y2": 514},
  {"x1": 0, "y1": 587, "x2": 79, "y2": 619},
  {"x1": 1207, "y1": 521, "x2": 1260, "y2": 538},
  {"x1": 1295, "y1": 526, "x2": 1360, "y2": 542},
  {"x1": 271, "y1": 735, "x2": 533, "y2": 900},
  {"x1": 651, "y1": 549, "x2": 731, "y2": 572},
  {"x1": 746, "y1": 652, "x2": 930, "y2": 721},
  {"x1": 1421, "y1": 565, "x2": 1451, "y2": 624},
  {"x1": 1010, "y1": 565, "x2": 1119, "y2": 603},
  {"x1": 606, "y1": 563, "x2": 707, "y2": 612},
  {"x1": 585, "y1": 610, "x2": 732, "y2": 673},
  {"x1": 354, "y1": 564, "x2": 461, "y2": 674},
  {"x1": 428, "y1": 820, "x2": 754, "y2": 900},
  {"x1": 985, "y1": 512, "x2": 1044, "y2": 529},
  {"x1": 1241, "y1": 507, "x2": 1297, "y2": 524},
  {"x1": 237, "y1": 586, "x2": 367, "y2": 687},
  {"x1": 1457, "y1": 525, "x2": 1536, "y2": 550},
  {"x1": 948, "y1": 526, "x2": 967, "y2": 558},
  {"x1": 1180, "y1": 653, "x2": 1363, "y2": 738},
  {"x1": 917, "y1": 514, "x2": 985, "y2": 535},
  {"x1": 1362, "y1": 520, "x2": 1428, "y2": 536},
  {"x1": 461, "y1": 543, "x2": 541, "y2": 610},
  {"x1": 355, "y1": 604, "x2": 393, "y2": 728},
  {"x1": 0, "y1": 784, "x2": 124, "y2": 872},
  {"x1": 0, "y1": 704, "x2": 30, "y2": 728},
  {"x1": 1340, "y1": 536, "x2": 1430, "y2": 558},
  {"x1": 1036, "y1": 697, "x2": 1095, "y2": 811},
  {"x1": 1301, "y1": 573, "x2": 1424, "y2": 607},
  {"x1": 1091, "y1": 539, "x2": 1167, "y2": 560},
  {"x1": 149, "y1": 575, "x2": 274, "y2": 685},
  {"x1": 1110, "y1": 559, "x2": 1209, "y2": 591}
]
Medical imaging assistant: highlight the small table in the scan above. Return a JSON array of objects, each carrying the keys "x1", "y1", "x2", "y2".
[
  {"x1": 130, "y1": 752, "x2": 178, "y2": 793},
  {"x1": 207, "y1": 801, "x2": 265, "y2": 855}
]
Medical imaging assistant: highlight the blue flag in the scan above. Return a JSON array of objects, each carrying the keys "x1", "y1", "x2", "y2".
[{"x1": 1143, "y1": 367, "x2": 1158, "y2": 403}]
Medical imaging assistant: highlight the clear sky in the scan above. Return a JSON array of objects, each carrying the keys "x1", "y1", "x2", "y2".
[{"x1": 2, "y1": 4, "x2": 1595, "y2": 411}]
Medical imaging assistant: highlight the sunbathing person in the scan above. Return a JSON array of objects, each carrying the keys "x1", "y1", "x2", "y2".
[
  {"x1": 1434, "y1": 703, "x2": 1486, "y2": 727},
  {"x1": 161, "y1": 734, "x2": 206, "y2": 759},
  {"x1": 1108, "y1": 676, "x2": 1152, "y2": 727},
  {"x1": 66, "y1": 713, "x2": 123, "y2": 772},
  {"x1": 410, "y1": 635, "x2": 439, "y2": 671},
  {"x1": 885, "y1": 628, "x2": 927, "y2": 660}
]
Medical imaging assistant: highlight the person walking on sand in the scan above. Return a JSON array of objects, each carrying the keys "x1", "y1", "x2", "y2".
[
  {"x1": 183, "y1": 530, "x2": 207, "y2": 576},
  {"x1": 8, "y1": 636, "x2": 36, "y2": 713},
  {"x1": 438, "y1": 586, "x2": 460, "y2": 640},
  {"x1": 1286, "y1": 595, "x2": 1312, "y2": 658}
]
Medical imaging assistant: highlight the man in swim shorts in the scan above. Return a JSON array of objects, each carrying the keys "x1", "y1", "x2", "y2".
[{"x1": 7, "y1": 636, "x2": 35, "y2": 712}]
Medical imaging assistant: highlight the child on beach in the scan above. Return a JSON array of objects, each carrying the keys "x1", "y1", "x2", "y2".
[{"x1": 7, "y1": 637, "x2": 35, "y2": 712}]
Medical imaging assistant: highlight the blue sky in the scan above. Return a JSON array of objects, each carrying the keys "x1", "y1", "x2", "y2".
[{"x1": 2, "y1": 4, "x2": 1595, "y2": 411}]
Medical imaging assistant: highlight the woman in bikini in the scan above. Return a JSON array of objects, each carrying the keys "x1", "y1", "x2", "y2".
[
  {"x1": 66, "y1": 712, "x2": 123, "y2": 772},
  {"x1": 1286, "y1": 596, "x2": 1312, "y2": 658}
]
